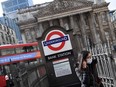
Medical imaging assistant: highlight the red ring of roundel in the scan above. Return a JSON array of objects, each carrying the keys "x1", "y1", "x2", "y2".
[{"x1": 46, "y1": 31, "x2": 65, "y2": 51}]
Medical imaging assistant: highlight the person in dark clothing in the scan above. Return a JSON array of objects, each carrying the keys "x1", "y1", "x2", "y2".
[
  {"x1": 79, "y1": 50, "x2": 104, "y2": 87},
  {"x1": 9, "y1": 80, "x2": 14, "y2": 87}
]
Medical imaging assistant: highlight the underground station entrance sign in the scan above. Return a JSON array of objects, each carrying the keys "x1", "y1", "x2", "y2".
[
  {"x1": 42, "y1": 30, "x2": 73, "y2": 61},
  {"x1": 37, "y1": 26, "x2": 81, "y2": 87}
]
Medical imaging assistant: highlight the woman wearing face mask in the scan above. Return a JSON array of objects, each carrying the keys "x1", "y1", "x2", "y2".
[{"x1": 80, "y1": 50, "x2": 102, "y2": 87}]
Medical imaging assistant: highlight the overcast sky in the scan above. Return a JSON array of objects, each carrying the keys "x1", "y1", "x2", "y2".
[{"x1": 0, "y1": 0, "x2": 115, "y2": 17}]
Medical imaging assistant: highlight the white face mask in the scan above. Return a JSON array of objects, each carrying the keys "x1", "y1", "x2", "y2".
[{"x1": 87, "y1": 58, "x2": 92, "y2": 64}]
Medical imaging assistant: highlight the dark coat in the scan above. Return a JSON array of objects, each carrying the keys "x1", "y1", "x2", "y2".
[{"x1": 81, "y1": 59, "x2": 103, "y2": 87}]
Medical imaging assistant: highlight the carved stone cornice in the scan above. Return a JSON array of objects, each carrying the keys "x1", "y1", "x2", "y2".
[
  {"x1": 93, "y1": 2, "x2": 109, "y2": 13},
  {"x1": 93, "y1": 2, "x2": 109, "y2": 9},
  {"x1": 36, "y1": 0, "x2": 93, "y2": 18},
  {"x1": 19, "y1": 23, "x2": 38, "y2": 31},
  {"x1": 37, "y1": 7, "x2": 92, "y2": 22},
  {"x1": 17, "y1": 18, "x2": 37, "y2": 25},
  {"x1": 113, "y1": 20, "x2": 116, "y2": 29}
]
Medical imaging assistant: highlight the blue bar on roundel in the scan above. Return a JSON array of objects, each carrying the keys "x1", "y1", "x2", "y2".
[{"x1": 43, "y1": 36, "x2": 69, "y2": 46}]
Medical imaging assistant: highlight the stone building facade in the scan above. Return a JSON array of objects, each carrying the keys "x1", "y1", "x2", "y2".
[
  {"x1": 16, "y1": 1, "x2": 116, "y2": 86},
  {"x1": 0, "y1": 23, "x2": 17, "y2": 45},
  {"x1": 111, "y1": 11, "x2": 116, "y2": 37},
  {"x1": 17, "y1": 0, "x2": 116, "y2": 51}
]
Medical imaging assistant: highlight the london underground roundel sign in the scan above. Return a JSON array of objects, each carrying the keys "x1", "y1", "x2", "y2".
[{"x1": 42, "y1": 30, "x2": 72, "y2": 56}]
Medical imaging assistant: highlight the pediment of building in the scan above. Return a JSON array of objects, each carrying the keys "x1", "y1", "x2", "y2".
[{"x1": 37, "y1": 0, "x2": 93, "y2": 18}]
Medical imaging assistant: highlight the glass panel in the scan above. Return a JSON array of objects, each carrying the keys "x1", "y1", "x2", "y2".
[
  {"x1": 12, "y1": 0, "x2": 17, "y2": 5},
  {"x1": 7, "y1": 8, "x2": 14, "y2": 12},
  {"x1": 4, "y1": 1, "x2": 12, "y2": 7},
  {"x1": 1, "y1": 49, "x2": 15, "y2": 56},
  {"x1": 18, "y1": 0, "x2": 26, "y2": 4},
  {"x1": 13, "y1": 6, "x2": 19, "y2": 10},
  {"x1": 19, "y1": 4, "x2": 28, "y2": 9},
  {"x1": 16, "y1": 48, "x2": 23, "y2": 53}
]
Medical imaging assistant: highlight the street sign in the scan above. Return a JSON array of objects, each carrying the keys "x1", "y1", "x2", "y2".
[
  {"x1": 37, "y1": 26, "x2": 81, "y2": 87},
  {"x1": 53, "y1": 58, "x2": 72, "y2": 77},
  {"x1": 42, "y1": 30, "x2": 72, "y2": 60}
]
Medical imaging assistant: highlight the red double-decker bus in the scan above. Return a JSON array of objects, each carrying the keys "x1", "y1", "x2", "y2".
[
  {"x1": 0, "y1": 42, "x2": 41, "y2": 86},
  {"x1": 0, "y1": 42, "x2": 41, "y2": 65},
  {"x1": 0, "y1": 75, "x2": 6, "y2": 87}
]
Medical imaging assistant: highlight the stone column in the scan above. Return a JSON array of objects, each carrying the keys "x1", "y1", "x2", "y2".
[
  {"x1": 80, "y1": 14, "x2": 88, "y2": 49},
  {"x1": 21, "y1": 31, "x2": 26, "y2": 43},
  {"x1": 3, "y1": 33, "x2": 7, "y2": 44},
  {"x1": 49, "y1": 20, "x2": 53, "y2": 26},
  {"x1": 106, "y1": 11, "x2": 116, "y2": 44},
  {"x1": 97, "y1": 12, "x2": 107, "y2": 43},
  {"x1": 59, "y1": 18, "x2": 64, "y2": 27},
  {"x1": 88, "y1": 12, "x2": 98, "y2": 44},
  {"x1": 0, "y1": 34, "x2": 3, "y2": 44},
  {"x1": 38, "y1": 23, "x2": 44, "y2": 37},
  {"x1": 25, "y1": 29, "x2": 33, "y2": 43},
  {"x1": 69, "y1": 16, "x2": 74, "y2": 29},
  {"x1": 76, "y1": 34, "x2": 84, "y2": 52},
  {"x1": 69, "y1": 15, "x2": 82, "y2": 51},
  {"x1": 39, "y1": 23, "x2": 44, "y2": 30}
]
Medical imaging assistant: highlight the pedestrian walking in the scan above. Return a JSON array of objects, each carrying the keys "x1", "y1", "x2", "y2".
[{"x1": 75, "y1": 50, "x2": 104, "y2": 87}]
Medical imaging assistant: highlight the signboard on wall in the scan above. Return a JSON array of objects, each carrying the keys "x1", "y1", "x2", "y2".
[
  {"x1": 42, "y1": 30, "x2": 73, "y2": 61},
  {"x1": 53, "y1": 58, "x2": 72, "y2": 77}
]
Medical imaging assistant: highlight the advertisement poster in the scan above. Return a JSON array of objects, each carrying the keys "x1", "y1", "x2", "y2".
[{"x1": 53, "y1": 58, "x2": 72, "y2": 77}]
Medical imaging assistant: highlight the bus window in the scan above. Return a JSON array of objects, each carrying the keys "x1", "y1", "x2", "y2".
[
  {"x1": 22, "y1": 46, "x2": 38, "y2": 52},
  {"x1": 1, "y1": 49, "x2": 15, "y2": 56},
  {"x1": 15, "y1": 47, "x2": 23, "y2": 54}
]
